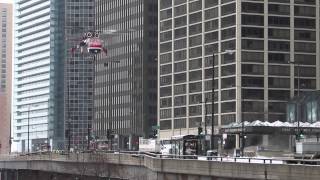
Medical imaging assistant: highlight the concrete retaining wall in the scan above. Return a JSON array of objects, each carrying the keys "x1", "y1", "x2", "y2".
[{"x1": 0, "y1": 153, "x2": 320, "y2": 180}]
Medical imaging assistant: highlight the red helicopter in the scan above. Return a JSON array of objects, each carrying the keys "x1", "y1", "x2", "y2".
[
  {"x1": 70, "y1": 31, "x2": 107, "y2": 56},
  {"x1": 69, "y1": 29, "x2": 135, "y2": 56}
]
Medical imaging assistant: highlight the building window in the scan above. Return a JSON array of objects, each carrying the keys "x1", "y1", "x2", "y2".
[
  {"x1": 242, "y1": 89, "x2": 264, "y2": 100},
  {"x1": 175, "y1": 4, "x2": 186, "y2": 16},
  {"x1": 294, "y1": 6, "x2": 315, "y2": 17},
  {"x1": 221, "y1": 89, "x2": 235, "y2": 101},
  {"x1": 189, "y1": 58, "x2": 202, "y2": 70},
  {"x1": 160, "y1": 86, "x2": 172, "y2": 97},
  {"x1": 268, "y1": 65, "x2": 290, "y2": 76},
  {"x1": 189, "y1": 82, "x2": 202, "y2": 93},
  {"x1": 190, "y1": 70, "x2": 202, "y2": 81},
  {"x1": 269, "y1": 29, "x2": 290, "y2": 40},
  {"x1": 189, "y1": 105, "x2": 202, "y2": 116},
  {"x1": 268, "y1": 4, "x2": 290, "y2": 15},
  {"x1": 242, "y1": 64, "x2": 264, "y2": 75},
  {"x1": 221, "y1": 114, "x2": 236, "y2": 125},
  {"x1": 160, "y1": 31, "x2": 172, "y2": 42},
  {"x1": 174, "y1": 107, "x2": 186, "y2": 117},
  {"x1": 269, "y1": 16, "x2": 290, "y2": 27},
  {"x1": 189, "y1": 12, "x2": 202, "y2": 24},
  {"x1": 221, "y1": 15, "x2": 236, "y2": 28},
  {"x1": 174, "y1": 95, "x2": 186, "y2": 106},
  {"x1": 160, "y1": 53, "x2": 172, "y2": 64},
  {"x1": 242, "y1": 75, "x2": 263, "y2": 88},
  {"x1": 160, "y1": 109, "x2": 172, "y2": 119},
  {"x1": 174, "y1": 16, "x2": 187, "y2": 27},
  {"x1": 268, "y1": 41, "x2": 290, "y2": 52},
  {"x1": 269, "y1": 78, "x2": 290, "y2": 88},
  {"x1": 189, "y1": 117, "x2": 201, "y2": 128},
  {"x1": 174, "y1": 84, "x2": 186, "y2": 95},
  {"x1": 205, "y1": 19, "x2": 218, "y2": 31},
  {"x1": 242, "y1": 39, "x2": 264, "y2": 50},
  {"x1": 175, "y1": 27, "x2": 187, "y2": 39},
  {"x1": 205, "y1": 7, "x2": 218, "y2": 20},
  {"x1": 160, "y1": 64, "x2": 172, "y2": 75},
  {"x1": 205, "y1": 0, "x2": 218, "y2": 8},
  {"x1": 189, "y1": 35, "x2": 202, "y2": 47},
  {"x1": 221, "y1": 27, "x2": 236, "y2": 40},
  {"x1": 174, "y1": 50, "x2": 186, "y2": 61},
  {"x1": 221, "y1": 102, "x2": 235, "y2": 113},
  {"x1": 160, "y1": 97, "x2": 172, "y2": 108},
  {"x1": 242, "y1": 15, "x2": 264, "y2": 26},
  {"x1": 269, "y1": 90, "x2": 290, "y2": 101},
  {"x1": 294, "y1": 42, "x2": 316, "y2": 53},
  {"x1": 294, "y1": 30, "x2": 315, "y2": 41},
  {"x1": 242, "y1": 2, "x2": 264, "y2": 14},
  {"x1": 189, "y1": 94, "x2": 202, "y2": 104},
  {"x1": 160, "y1": 42, "x2": 172, "y2": 53},
  {"x1": 189, "y1": 0, "x2": 202, "y2": 13},
  {"x1": 221, "y1": 77, "x2": 235, "y2": 88},
  {"x1": 160, "y1": 120, "x2": 172, "y2": 130},
  {"x1": 174, "y1": 73, "x2": 186, "y2": 83},
  {"x1": 160, "y1": 75, "x2": 172, "y2": 86},
  {"x1": 189, "y1": 23, "x2": 202, "y2": 35},
  {"x1": 222, "y1": 65, "x2": 235, "y2": 76},
  {"x1": 221, "y1": 3, "x2": 236, "y2": 15},
  {"x1": 294, "y1": 18, "x2": 315, "y2": 29},
  {"x1": 174, "y1": 118, "x2": 186, "y2": 129},
  {"x1": 160, "y1": 9, "x2": 172, "y2": 20},
  {"x1": 174, "y1": 38, "x2": 186, "y2": 50},
  {"x1": 242, "y1": 27, "x2": 264, "y2": 38},
  {"x1": 306, "y1": 101, "x2": 317, "y2": 123},
  {"x1": 174, "y1": 0, "x2": 187, "y2": 6},
  {"x1": 174, "y1": 61, "x2": 186, "y2": 72},
  {"x1": 268, "y1": 53, "x2": 289, "y2": 64},
  {"x1": 160, "y1": 0, "x2": 172, "y2": 9},
  {"x1": 243, "y1": 101, "x2": 264, "y2": 112},
  {"x1": 242, "y1": 52, "x2": 264, "y2": 63},
  {"x1": 160, "y1": 20, "x2": 172, "y2": 31}
]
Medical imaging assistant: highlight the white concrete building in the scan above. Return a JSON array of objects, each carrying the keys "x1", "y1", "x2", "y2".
[{"x1": 13, "y1": 0, "x2": 64, "y2": 152}]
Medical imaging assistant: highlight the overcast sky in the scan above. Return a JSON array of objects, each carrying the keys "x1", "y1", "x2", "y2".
[{"x1": 1, "y1": 0, "x2": 13, "y2": 4}]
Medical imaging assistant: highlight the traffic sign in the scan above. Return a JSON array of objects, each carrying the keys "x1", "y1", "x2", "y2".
[{"x1": 152, "y1": 125, "x2": 160, "y2": 130}]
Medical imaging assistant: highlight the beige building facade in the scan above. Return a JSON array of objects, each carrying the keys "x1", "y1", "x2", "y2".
[
  {"x1": 0, "y1": 2, "x2": 12, "y2": 154},
  {"x1": 158, "y1": 0, "x2": 320, "y2": 150}
]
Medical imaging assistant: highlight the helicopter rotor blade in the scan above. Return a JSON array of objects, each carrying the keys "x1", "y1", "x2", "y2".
[{"x1": 99, "y1": 28, "x2": 136, "y2": 35}]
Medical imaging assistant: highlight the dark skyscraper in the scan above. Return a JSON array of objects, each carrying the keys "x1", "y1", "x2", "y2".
[
  {"x1": 64, "y1": 0, "x2": 95, "y2": 151},
  {"x1": 94, "y1": 0, "x2": 158, "y2": 150}
]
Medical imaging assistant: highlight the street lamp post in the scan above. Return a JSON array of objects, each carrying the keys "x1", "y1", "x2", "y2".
[
  {"x1": 211, "y1": 50, "x2": 234, "y2": 151},
  {"x1": 200, "y1": 98, "x2": 208, "y2": 154},
  {"x1": 25, "y1": 104, "x2": 39, "y2": 154},
  {"x1": 27, "y1": 106, "x2": 30, "y2": 154},
  {"x1": 240, "y1": 104, "x2": 245, "y2": 156},
  {"x1": 288, "y1": 61, "x2": 301, "y2": 141},
  {"x1": 87, "y1": 126, "x2": 91, "y2": 150},
  {"x1": 104, "y1": 61, "x2": 120, "y2": 150},
  {"x1": 67, "y1": 120, "x2": 71, "y2": 153}
]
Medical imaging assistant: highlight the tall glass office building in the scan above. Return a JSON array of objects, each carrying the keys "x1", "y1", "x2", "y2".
[
  {"x1": 64, "y1": 0, "x2": 95, "y2": 151},
  {"x1": 94, "y1": 0, "x2": 158, "y2": 150},
  {"x1": 158, "y1": 0, "x2": 320, "y2": 148},
  {"x1": 13, "y1": 0, "x2": 65, "y2": 152}
]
